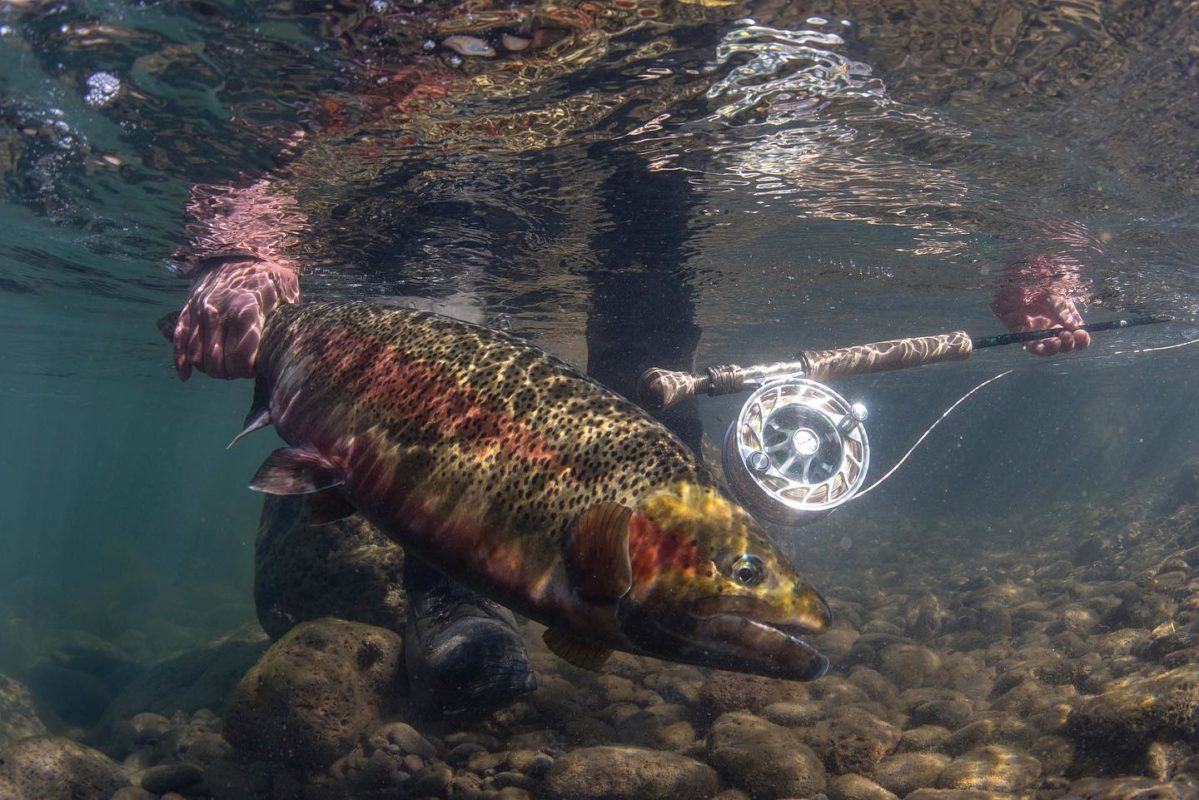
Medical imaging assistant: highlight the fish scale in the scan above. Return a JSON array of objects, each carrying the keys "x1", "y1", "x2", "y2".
[{"x1": 245, "y1": 301, "x2": 833, "y2": 680}]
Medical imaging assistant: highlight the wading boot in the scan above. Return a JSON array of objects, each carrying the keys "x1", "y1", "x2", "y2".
[{"x1": 403, "y1": 557, "x2": 536, "y2": 717}]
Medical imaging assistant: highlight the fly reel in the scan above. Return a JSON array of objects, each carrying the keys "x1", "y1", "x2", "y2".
[{"x1": 722, "y1": 377, "x2": 869, "y2": 526}]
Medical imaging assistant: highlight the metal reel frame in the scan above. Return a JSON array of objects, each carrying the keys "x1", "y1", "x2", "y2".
[{"x1": 722, "y1": 377, "x2": 869, "y2": 526}]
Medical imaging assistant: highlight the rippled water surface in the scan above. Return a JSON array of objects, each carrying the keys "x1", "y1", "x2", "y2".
[{"x1": 2, "y1": 0, "x2": 1198, "y2": 793}]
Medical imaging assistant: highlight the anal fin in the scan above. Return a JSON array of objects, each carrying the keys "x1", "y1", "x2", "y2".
[
  {"x1": 250, "y1": 447, "x2": 344, "y2": 495},
  {"x1": 543, "y1": 627, "x2": 612, "y2": 672},
  {"x1": 308, "y1": 487, "x2": 357, "y2": 525}
]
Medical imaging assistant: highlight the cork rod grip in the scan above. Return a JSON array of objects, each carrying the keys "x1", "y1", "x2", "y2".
[
  {"x1": 638, "y1": 368, "x2": 710, "y2": 412},
  {"x1": 799, "y1": 331, "x2": 973, "y2": 381}
]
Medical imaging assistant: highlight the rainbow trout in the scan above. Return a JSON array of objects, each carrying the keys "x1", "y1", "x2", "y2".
[{"x1": 241, "y1": 301, "x2": 832, "y2": 680}]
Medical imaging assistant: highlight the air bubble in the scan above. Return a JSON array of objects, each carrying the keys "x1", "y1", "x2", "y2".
[{"x1": 83, "y1": 71, "x2": 121, "y2": 108}]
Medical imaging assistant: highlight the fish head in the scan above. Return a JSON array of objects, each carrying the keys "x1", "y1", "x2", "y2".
[{"x1": 618, "y1": 481, "x2": 832, "y2": 680}]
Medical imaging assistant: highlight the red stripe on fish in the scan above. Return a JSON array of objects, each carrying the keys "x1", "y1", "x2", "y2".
[{"x1": 305, "y1": 325, "x2": 568, "y2": 471}]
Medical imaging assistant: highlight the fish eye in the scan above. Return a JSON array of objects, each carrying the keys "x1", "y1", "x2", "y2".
[{"x1": 730, "y1": 554, "x2": 765, "y2": 587}]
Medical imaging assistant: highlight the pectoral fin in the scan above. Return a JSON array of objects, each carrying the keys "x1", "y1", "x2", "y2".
[
  {"x1": 250, "y1": 447, "x2": 345, "y2": 495},
  {"x1": 565, "y1": 503, "x2": 633, "y2": 603},
  {"x1": 307, "y1": 487, "x2": 357, "y2": 525},
  {"x1": 543, "y1": 627, "x2": 612, "y2": 671}
]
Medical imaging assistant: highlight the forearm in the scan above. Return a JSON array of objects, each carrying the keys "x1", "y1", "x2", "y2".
[
  {"x1": 998, "y1": 218, "x2": 1099, "y2": 298},
  {"x1": 174, "y1": 177, "x2": 307, "y2": 282}
]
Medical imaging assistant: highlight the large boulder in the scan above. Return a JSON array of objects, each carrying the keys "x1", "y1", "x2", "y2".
[
  {"x1": 101, "y1": 626, "x2": 268, "y2": 726},
  {"x1": 0, "y1": 675, "x2": 47, "y2": 750},
  {"x1": 706, "y1": 711, "x2": 826, "y2": 799},
  {"x1": 223, "y1": 617, "x2": 403, "y2": 769},
  {"x1": 20, "y1": 633, "x2": 145, "y2": 729},
  {"x1": 0, "y1": 736, "x2": 128, "y2": 799},
  {"x1": 254, "y1": 494, "x2": 407, "y2": 640},
  {"x1": 543, "y1": 745, "x2": 719, "y2": 800}
]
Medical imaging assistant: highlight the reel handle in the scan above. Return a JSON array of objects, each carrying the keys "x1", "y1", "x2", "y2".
[{"x1": 798, "y1": 331, "x2": 973, "y2": 380}]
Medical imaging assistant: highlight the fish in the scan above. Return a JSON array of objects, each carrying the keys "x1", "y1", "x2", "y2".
[{"x1": 240, "y1": 301, "x2": 832, "y2": 680}]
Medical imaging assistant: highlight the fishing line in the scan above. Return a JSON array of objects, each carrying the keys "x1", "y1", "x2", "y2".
[
  {"x1": 1113, "y1": 336, "x2": 1199, "y2": 356},
  {"x1": 851, "y1": 369, "x2": 1013, "y2": 500},
  {"x1": 848, "y1": 328, "x2": 1197, "y2": 501}
]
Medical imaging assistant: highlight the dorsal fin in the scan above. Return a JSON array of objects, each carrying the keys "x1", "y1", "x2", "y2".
[
  {"x1": 565, "y1": 503, "x2": 633, "y2": 603},
  {"x1": 543, "y1": 627, "x2": 612, "y2": 671}
]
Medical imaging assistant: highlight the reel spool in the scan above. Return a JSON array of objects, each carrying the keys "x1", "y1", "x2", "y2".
[{"x1": 722, "y1": 377, "x2": 869, "y2": 526}]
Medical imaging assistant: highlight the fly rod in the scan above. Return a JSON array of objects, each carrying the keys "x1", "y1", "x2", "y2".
[{"x1": 638, "y1": 315, "x2": 1172, "y2": 412}]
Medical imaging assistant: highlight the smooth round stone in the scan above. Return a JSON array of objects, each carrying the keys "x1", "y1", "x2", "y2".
[
  {"x1": 936, "y1": 745, "x2": 1042, "y2": 794},
  {"x1": 139, "y1": 762, "x2": 205, "y2": 794},
  {"x1": 897, "y1": 726, "x2": 951, "y2": 753},
  {"x1": 706, "y1": 712, "x2": 826, "y2": 799},
  {"x1": 379, "y1": 721, "x2": 438, "y2": 759},
  {"x1": 828, "y1": 773, "x2": 900, "y2": 800},
  {"x1": 870, "y1": 752, "x2": 951, "y2": 796},
  {"x1": 544, "y1": 745, "x2": 719, "y2": 800}
]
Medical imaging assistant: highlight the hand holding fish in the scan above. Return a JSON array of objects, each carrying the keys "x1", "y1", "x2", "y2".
[
  {"x1": 170, "y1": 178, "x2": 306, "y2": 380},
  {"x1": 172, "y1": 260, "x2": 300, "y2": 380}
]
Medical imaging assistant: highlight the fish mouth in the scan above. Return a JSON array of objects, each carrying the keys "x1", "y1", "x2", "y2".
[{"x1": 689, "y1": 613, "x2": 829, "y2": 681}]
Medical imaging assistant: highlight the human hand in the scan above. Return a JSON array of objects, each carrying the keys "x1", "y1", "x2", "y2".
[
  {"x1": 172, "y1": 260, "x2": 300, "y2": 380},
  {"x1": 991, "y1": 257, "x2": 1090, "y2": 356}
]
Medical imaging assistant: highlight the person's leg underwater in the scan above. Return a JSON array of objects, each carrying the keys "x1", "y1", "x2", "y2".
[
  {"x1": 586, "y1": 151, "x2": 704, "y2": 455},
  {"x1": 403, "y1": 556, "x2": 537, "y2": 717}
]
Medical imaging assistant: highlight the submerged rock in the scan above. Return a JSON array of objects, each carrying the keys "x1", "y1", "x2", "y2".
[
  {"x1": 870, "y1": 751, "x2": 951, "y2": 796},
  {"x1": 224, "y1": 617, "x2": 404, "y2": 769},
  {"x1": 828, "y1": 773, "x2": 900, "y2": 800},
  {"x1": 801, "y1": 706, "x2": 901, "y2": 774},
  {"x1": 1061, "y1": 776, "x2": 1199, "y2": 799},
  {"x1": 18, "y1": 632, "x2": 146, "y2": 728},
  {"x1": 706, "y1": 711, "x2": 826, "y2": 798},
  {"x1": 936, "y1": 745, "x2": 1042, "y2": 794},
  {"x1": 878, "y1": 644, "x2": 942, "y2": 692},
  {"x1": 101, "y1": 626, "x2": 268, "y2": 727},
  {"x1": 0, "y1": 736, "x2": 128, "y2": 799},
  {"x1": 21, "y1": 663, "x2": 113, "y2": 728},
  {"x1": 698, "y1": 671, "x2": 808, "y2": 719},
  {"x1": 136, "y1": 761, "x2": 205, "y2": 794},
  {"x1": 255, "y1": 494, "x2": 407, "y2": 640},
  {"x1": 0, "y1": 675, "x2": 47, "y2": 750},
  {"x1": 543, "y1": 745, "x2": 719, "y2": 800},
  {"x1": 1066, "y1": 665, "x2": 1199, "y2": 763}
]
